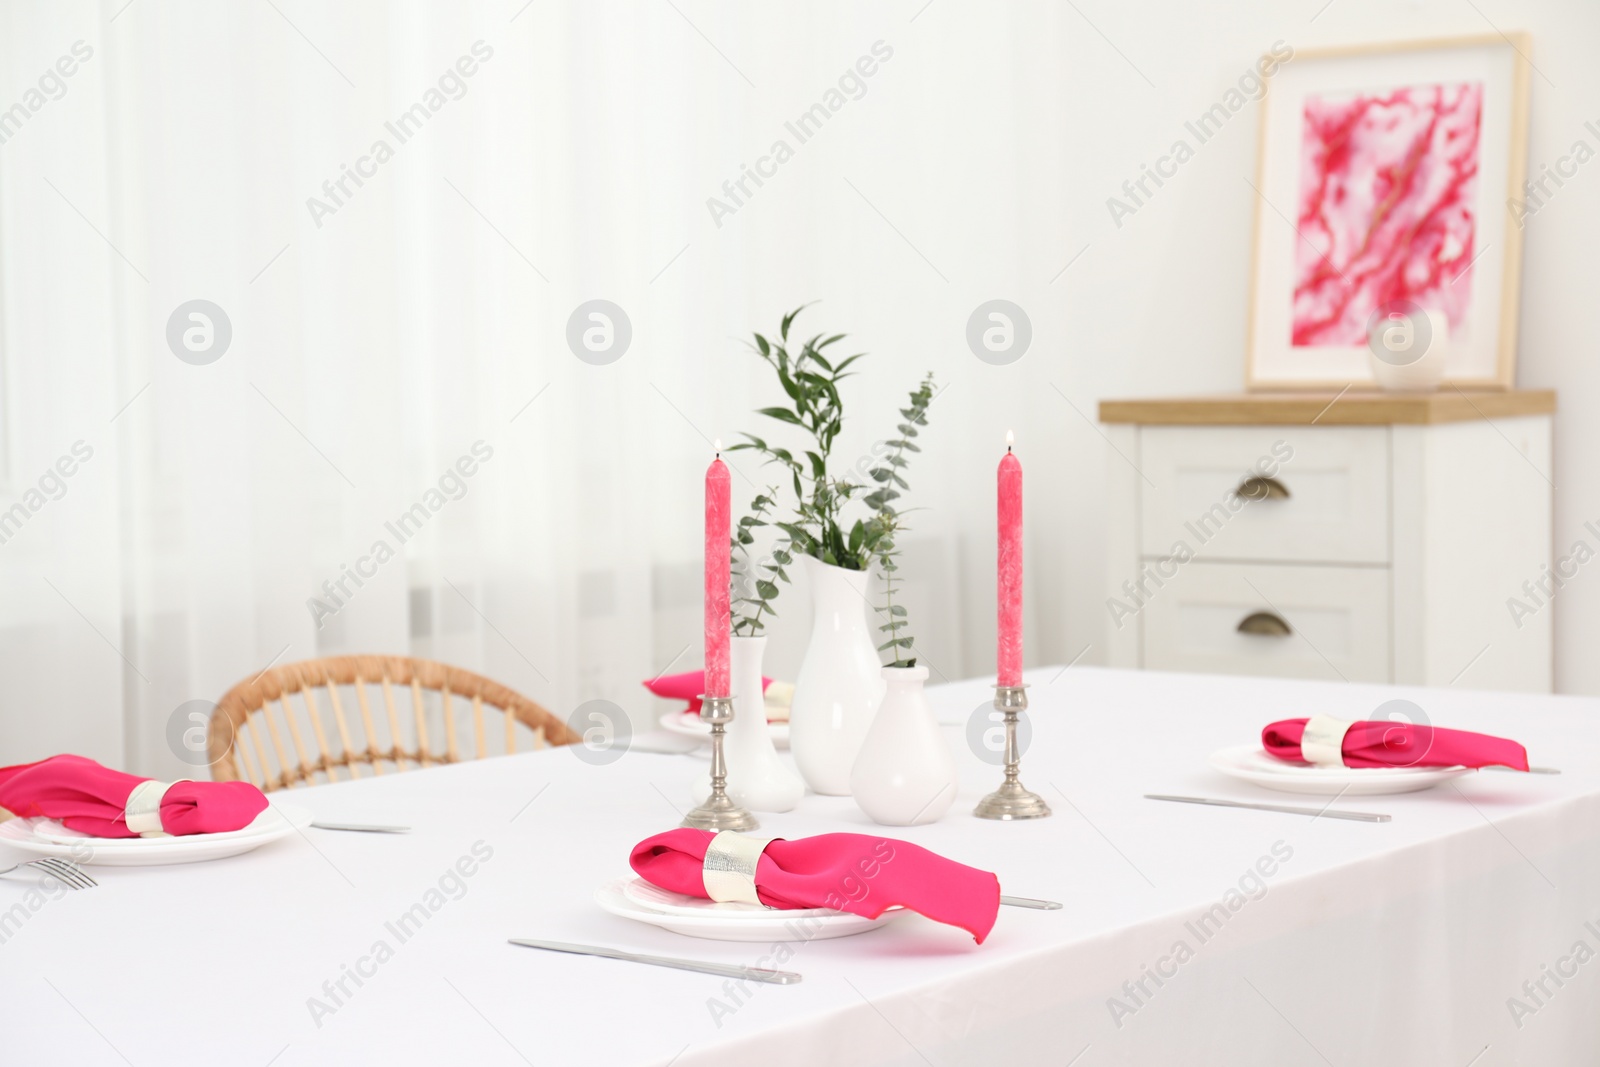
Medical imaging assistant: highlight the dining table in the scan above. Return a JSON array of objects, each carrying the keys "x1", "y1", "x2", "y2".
[{"x1": 3, "y1": 665, "x2": 1598, "y2": 1066}]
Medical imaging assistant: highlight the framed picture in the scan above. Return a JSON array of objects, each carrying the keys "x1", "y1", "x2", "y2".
[{"x1": 1245, "y1": 34, "x2": 1531, "y2": 391}]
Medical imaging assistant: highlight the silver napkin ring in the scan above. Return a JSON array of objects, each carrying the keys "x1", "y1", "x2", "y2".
[
  {"x1": 1301, "y1": 715, "x2": 1355, "y2": 767},
  {"x1": 702, "y1": 831, "x2": 777, "y2": 906},
  {"x1": 125, "y1": 779, "x2": 188, "y2": 838}
]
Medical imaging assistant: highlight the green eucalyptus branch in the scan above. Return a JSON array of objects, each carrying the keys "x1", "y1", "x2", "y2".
[
  {"x1": 869, "y1": 374, "x2": 935, "y2": 668},
  {"x1": 729, "y1": 307, "x2": 938, "y2": 667},
  {"x1": 730, "y1": 488, "x2": 792, "y2": 636},
  {"x1": 726, "y1": 304, "x2": 875, "y2": 571}
]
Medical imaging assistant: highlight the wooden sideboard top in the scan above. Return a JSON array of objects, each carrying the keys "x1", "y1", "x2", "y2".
[{"x1": 1098, "y1": 389, "x2": 1556, "y2": 426}]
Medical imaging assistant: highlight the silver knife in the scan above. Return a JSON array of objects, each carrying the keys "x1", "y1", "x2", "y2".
[
  {"x1": 1145, "y1": 794, "x2": 1391, "y2": 823},
  {"x1": 310, "y1": 821, "x2": 412, "y2": 834},
  {"x1": 1000, "y1": 895, "x2": 1063, "y2": 910},
  {"x1": 508, "y1": 939, "x2": 801, "y2": 984}
]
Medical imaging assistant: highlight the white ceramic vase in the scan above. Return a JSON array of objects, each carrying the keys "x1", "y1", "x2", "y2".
[
  {"x1": 691, "y1": 634, "x2": 803, "y2": 812},
  {"x1": 850, "y1": 665, "x2": 958, "y2": 825},
  {"x1": 788, "y1": 556, "x2": 886, "y2": 796},
  {"x1": 1367, "y1": 304, "x2": 1449, "y2": 393}
]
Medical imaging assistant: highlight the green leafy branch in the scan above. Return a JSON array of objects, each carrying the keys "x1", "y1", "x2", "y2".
[
  {"x1": 727, "y1": 305, "x2": 884, "y2": 571},
  {"x1": 727, "y1": 306, "x2": 937, "y2": 668},
  {"x1": 869, "y1": 374, "x2": 935, "y2": 668},
  {"x1": 730, "y1": 488, "x2": 792, "y2": 636}
]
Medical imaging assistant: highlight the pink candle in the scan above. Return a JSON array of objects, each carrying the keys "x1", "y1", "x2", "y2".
[
  {"x1": 704, "y1": 443, "x2": 732, "y2": 698},
  {"x1": 997, "y1": 432, "x2": 1023, "y2": 687}
]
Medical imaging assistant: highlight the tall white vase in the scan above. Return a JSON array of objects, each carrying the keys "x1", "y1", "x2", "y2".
[
  {"x1": 850, "y1": 665, "x2": 958, "y2": 825},
  {"x1": 692, "y1": 635, "x2": 803, "y2": 812},
  {"x1": 789, "y1": 556, "x2": 885, "y2": 796}
]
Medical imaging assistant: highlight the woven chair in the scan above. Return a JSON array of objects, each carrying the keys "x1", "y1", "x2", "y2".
[{"x1": 208, "y1": 655, "x2": 580, "y2": 792}]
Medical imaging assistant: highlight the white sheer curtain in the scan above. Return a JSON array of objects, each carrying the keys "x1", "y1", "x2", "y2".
[{"x1": 1, "y1": 0, "x2": 1078, "y2": 777}]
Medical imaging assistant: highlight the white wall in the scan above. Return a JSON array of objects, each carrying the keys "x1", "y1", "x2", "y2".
[
  {"x1": 0, "y1": 0, "x2": 1596, "y2": 771},
  {"x1": 1058, "y1": 0, "x2": 1600, "y2": 693}
]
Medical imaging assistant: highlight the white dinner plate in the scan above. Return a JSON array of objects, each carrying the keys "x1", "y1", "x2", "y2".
[
  {"x1": 659, "y1": 711, "x2": 789, "y2": 749},
  {"x1": 597, "y1": 878, "x2": 899, "y2": 941},
  {"x1": 0, "y1": 801, "x2": 314, "y2": 866},
  {"x1": 1209, "y1": 744, "x2": 1470, "y2": 796},
  {"x1": 620, "y1": 877, "x2": 892, "y2": 922},
  {"x1": 29, "y1": 804, "x2": 292, "y2": 847}
]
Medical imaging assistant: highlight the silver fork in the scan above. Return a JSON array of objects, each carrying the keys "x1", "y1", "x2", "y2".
[{"x1": 0, "y1": 858, "x2": 97, "y2": 890}]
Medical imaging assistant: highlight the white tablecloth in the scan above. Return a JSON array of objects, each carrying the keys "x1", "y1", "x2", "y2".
[{"x1": 4, "y1": 667, "x2": 1600, "y2": 1066}]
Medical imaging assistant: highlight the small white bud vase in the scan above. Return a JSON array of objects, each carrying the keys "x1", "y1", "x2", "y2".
[
  {"x1": 850, "y1": 665, "x2": 958, "y2": 826},
  {"x1": 789, "y1": 556, "x2": 887, "y2": 795},
  {"x1": 1367, "y1": 303, "x2": 1449, "y2": 393},
  {"x1": 692, "y1": 634, "x2": 803, "y2": 812}
]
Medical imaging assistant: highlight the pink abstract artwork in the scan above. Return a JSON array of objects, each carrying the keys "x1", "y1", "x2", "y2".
[{"x1": 1292, "y1": 82, "x2": 1482, "y2": 347}]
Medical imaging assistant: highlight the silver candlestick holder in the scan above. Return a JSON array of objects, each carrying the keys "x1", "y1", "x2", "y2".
[
  {"x1": 974, "y1": 684, "x2": 1052, "y2": 820},
  {"x1": 681, "y1": 695, "x2": 759, "y2": 832}
]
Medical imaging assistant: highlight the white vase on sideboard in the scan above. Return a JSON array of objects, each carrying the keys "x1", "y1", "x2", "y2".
[
  {"x1": 850, "y1": 665, "x2": 958, "y2": 825},
  {"x1": 788, "y1": 555, "x2": 885, "y2": 796}
]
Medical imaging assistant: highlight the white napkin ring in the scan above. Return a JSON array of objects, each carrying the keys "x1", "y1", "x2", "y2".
[
  {"x1": 124, "y1": 779, "x2": 188, "y2": 838},
  {"x1": 1300, "y1": 715, "x2": 1355, "y2": 767},
  {"x1": 702, "y1": 831, "x2": 777, "y2": 906}
]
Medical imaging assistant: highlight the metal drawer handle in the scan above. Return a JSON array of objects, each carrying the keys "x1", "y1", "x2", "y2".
[
  {"x1": 1237, "y1": 476, "x2": 1290, "y2": 501},
  {"x1": 1237, "y1": 611, "x2": 1292, "y2": 637}
]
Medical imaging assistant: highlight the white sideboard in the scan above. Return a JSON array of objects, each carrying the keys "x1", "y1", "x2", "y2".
[{"x1": 1100, "y1": 391, "x2": 1556, "y2": 692}]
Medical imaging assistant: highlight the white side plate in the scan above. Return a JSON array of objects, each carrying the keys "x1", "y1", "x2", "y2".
[{"x1": 1209, "y1": 744, "x2": 1469, "y2": 796}]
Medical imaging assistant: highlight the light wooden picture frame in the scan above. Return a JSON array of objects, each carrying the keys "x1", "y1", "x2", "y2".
[{"x1": 1245, "y1": 34, "x2": 1531, "y2": 391}]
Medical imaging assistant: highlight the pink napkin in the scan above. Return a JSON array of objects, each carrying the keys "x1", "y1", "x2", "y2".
[
  {"x1": 642, "y1": 670, "x2": 771, "y2": 715},
  {"x1": 0, "y1": 754, "x2": 270, "y2": 838},
  {"x1": 1262, "y1": 719, "x2": 1529, "y2": 771},
  {"x1": 630, "y1": 828, "x2": 1002, "y2": 943}
]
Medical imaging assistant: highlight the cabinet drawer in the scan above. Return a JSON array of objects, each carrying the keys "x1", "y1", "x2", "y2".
[
  {"x1": 1139, "y1": 426, "x2": 1389, "y2": 564},
  {"x1": 1140, "y1": 561, "x2": 1390, "y2": 683}
]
